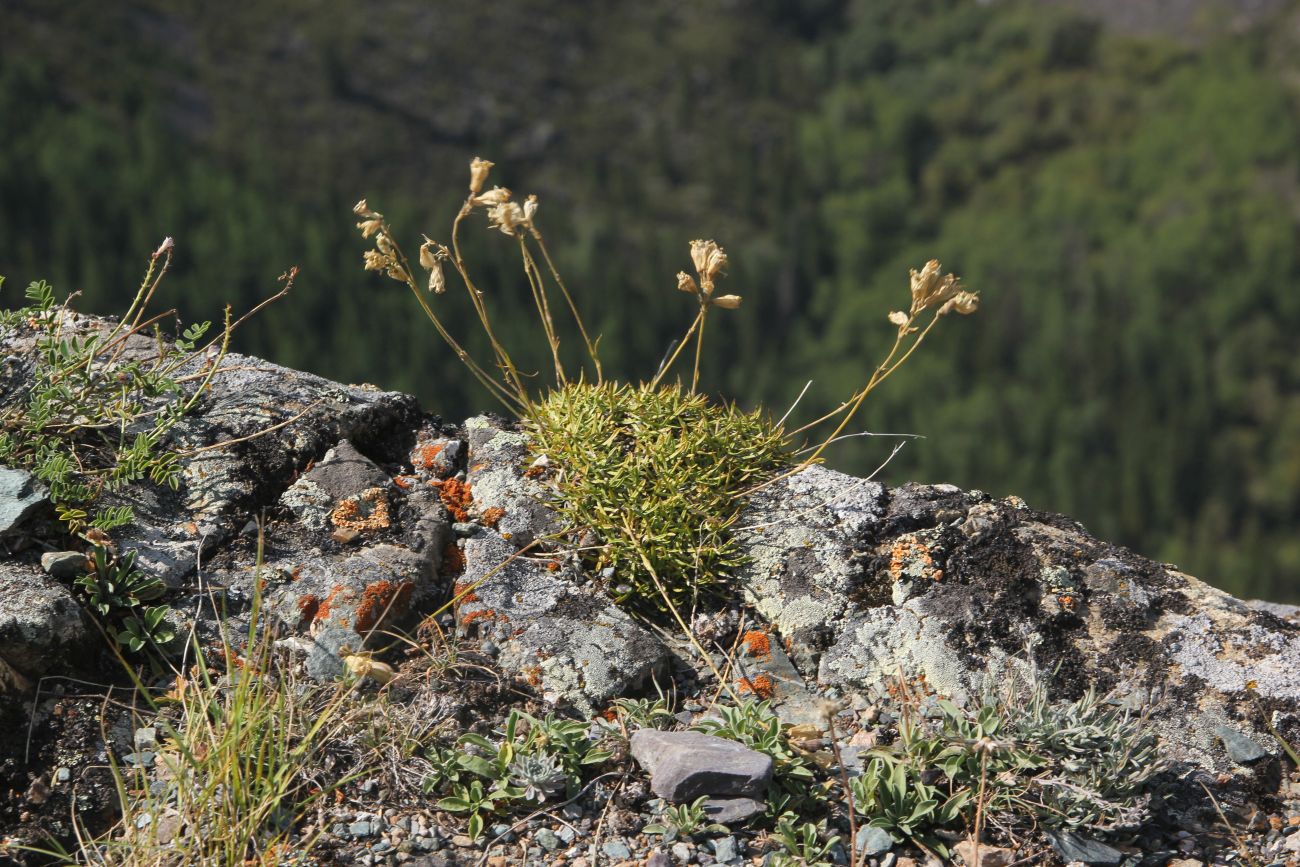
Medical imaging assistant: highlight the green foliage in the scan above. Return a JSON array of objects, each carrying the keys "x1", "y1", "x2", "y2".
[
  {"x1": 769, "y1": 814, "x2": 840, "y2": 867},
  {"x1": 528, "y1": 381, "x2": 789, "y2": 612},
  {"x1": 642, "y1": 795, "x2": 726, "y2": 841},
  {"x1": 74, "y1": 547, "x2": 175, "y2": 653},
  {"x1": 850, "y1": 756, "x2": 968, "y2": 855},
  {"x1": 0, "y1": 253, "x2": 228, "y2": 534},
  {"x1": 424, "y1": 708, "x2": 614, "y2": 840},
  {"x1": 853, "y1": 671, "x2": 1164, "y2": 847},
  {"x1": 610, "y1": 694, "x2": 677, "y2": 731}
]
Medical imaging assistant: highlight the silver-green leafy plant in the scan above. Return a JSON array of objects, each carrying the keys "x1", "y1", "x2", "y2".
[
  {"x1": 693, "y1": 699, "x2": 818, "y2": 809},
  {"x1": 74, "y1": 546, "x2": 175, "y2": 653},
  {"x1": 642, "y1": 795, "x2": 726, "y2": 841},
  {"x1": 769, "y1": 814, "x2": 841, "y2": 867}
]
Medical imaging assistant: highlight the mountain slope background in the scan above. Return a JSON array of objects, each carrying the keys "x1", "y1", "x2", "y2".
[{"x1": 2, "y1": 0, "x2": 1298, "y2": 601}]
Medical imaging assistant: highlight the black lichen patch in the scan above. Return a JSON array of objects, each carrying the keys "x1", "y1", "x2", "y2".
[{"x1": 872, "y1": 483, "x2": 986, "y2": 540}]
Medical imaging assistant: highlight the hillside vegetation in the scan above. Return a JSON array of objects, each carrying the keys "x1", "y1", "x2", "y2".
[{"x1": 1, "y1": 0, "x2": 1298, "y2": 601}]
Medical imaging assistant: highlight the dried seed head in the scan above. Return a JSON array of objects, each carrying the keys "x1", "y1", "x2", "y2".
[
  {"x1": 419, "y1": 238, "x2": 448, "y2": 294},
  {"x1": 469, "y1": 157, "x2": 495, "y2": 195},
  {"x1": 418, "y1": 239, "x2": 438, "y2": 271},
  {"x1": 909, "y1": 260, "x2": 943, "y2": 310},
  {"x1": 910, "y1": 260, "x2": 966, "y2": 312},
  {"x1": 523, "y1": 194, "x2": 539, "y2": 223},
  {"x1": 487, "y1": 201, "x2": 525, "y2": 236},
  {"x1": 676, "y1": 271, "x2": 699, "y2": 294},
  {"x1": 474, "y1": 186, "x2": 512, "y2": 207},
  {"x1": 152, "y1": 237, "x2": 175, "y2": 260},
  {"x1": 427, "y1": 263, "x2": 446, "y2": 294},
  {"x1": 888, "y1": 310, "x2": 909, "y2": 327},
  {"x1": 376, "y1": 234, "x2": 398, "y2": 258},
  {"x1": 363, "y1": 250, "x2": 389, "y2": 271},
  {"x1": 690, "y1": 239, "x2": 727, "y2": 282},
  {"x1": 353, "y1": 199, "x2": 382, "y2": 219},
  {"x1": 356, "y1": 218, "x2": 383, "y2": 239},
  {"x1": 951, "y1": 290, "x2": 979, "y2": 315},
  {"x1": 711, "y1": 294, "x2": 742, "y2": 310}
]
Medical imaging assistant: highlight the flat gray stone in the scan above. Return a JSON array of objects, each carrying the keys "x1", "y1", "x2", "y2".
[
  {"x1": 856, "y1": 825, "x2": 895, "y2": 856},
  {"x1": 1216, "y1": 725, "x2": 1268, "y2": 764},
  {"x1": 630, "y1": 730, "x2": 773, "y2": 801},
  {"x1": 40, "y1": 551, "x2": 86, "y2": 579},
  {"x1": 702, "y1": 797, "x2": 765, "y2": 825},
  {"x1": 0, "y1": 466, "x2": 48, "y2": 533},
  {"x1": 1045, "y1": 830, "x2": 1124, "y2": 866}
]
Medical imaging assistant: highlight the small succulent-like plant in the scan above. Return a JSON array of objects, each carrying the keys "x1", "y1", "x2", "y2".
[{"x1": 508, "y1": 752, "x2": 567, "y2": 802}]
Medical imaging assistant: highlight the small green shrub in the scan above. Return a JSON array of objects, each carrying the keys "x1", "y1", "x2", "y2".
[
  {"x1": 853, "y1": 669, "x2": 1165, "y2": 851},
  {"x1": 528, "y1": 381, "x2": 788, "y2": 612},
  {"x1": 0, "y1": 245, "x2": 239, "y2": 534},
  {"x1": 769, "y1": 814, "x2": 840, "y2": 867}
]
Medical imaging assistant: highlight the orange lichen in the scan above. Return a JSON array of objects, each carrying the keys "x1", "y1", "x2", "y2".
[
  {"x1": 545, "y1": 561, "x2": 560, "y2": 573},
  {"x1": 354, "y1": 580, "x2": 415, "y2": 634},
  {"x1": 741, "y1": 630, "x2": 773, "y2": 660},
  {"x1": 887, "y1": 535, "x2": 943, "y2": 583},
  {"x1": 413, "y1": 442, "x2": 446, "y2": 470},
  {"x1": 314, "y1": 584, "x2": 350, "y2": 625},
  {"x1": 452, "y1": 580, "x2": 479, "y2": 604},
  {"x1": 481, "y1": 507, "x2": 505, "y2": 529},
  {"x1": 460, "y1": 608, "x2": 497, "y2": 628},
  {"x1": 522, "y1": 665, "x2": 544, "y2": 687},
  {"x1": 438, "y1": 478, "x2": 474, "y2": 522},
  {"x1": 523, "y1": 465, "x2": 546, "y2": 479},
  {"x1": 736, "y1": 675, "x2": 776, "y2": 700},
  {"x1": 330, "y1": 487, "x2": 392, "y2": 532},
  {"x1": 393, "y1": 475, "x2": 414, "y2": 490},
  {"x1": 443, "y1": 543, "x2": 466, "y2": 576}
]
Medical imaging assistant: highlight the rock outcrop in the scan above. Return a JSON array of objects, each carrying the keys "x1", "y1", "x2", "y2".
[{"x1": 2, "y1": 314, "x2": 1298, "y2": 852}]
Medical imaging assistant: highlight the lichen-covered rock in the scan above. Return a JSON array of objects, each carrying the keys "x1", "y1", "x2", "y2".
[
  {"x1": 732, "y1": 465, "x2": 887, "y2": 673},
  {"x1": 262, "y1": 542, "x2": 441, "y2": 678},
  {"x1": 456, "y1": 529, "x2": 667, "y2": 713},
  {"x1": 463, "y1": 415, "x2": 560, "y2": 546},
  {"x1": 0, "y1": 562, "x2": 91, "y2": 679},
  {"x1": 804, "y1": 483, "x2": 1300, "y2": 788},
  {"x1": 107, "y1": 347, "x2": 424, "y2": 587}
]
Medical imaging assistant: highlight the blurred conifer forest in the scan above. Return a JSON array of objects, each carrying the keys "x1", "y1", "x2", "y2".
[{"x1": 2, "y1": 0, "x2": 1298, "y2": 601}]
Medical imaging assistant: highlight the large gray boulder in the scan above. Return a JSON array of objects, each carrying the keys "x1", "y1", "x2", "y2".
[{"x1": 737, "y1": 474, "x2": 1300, "y2": 789}]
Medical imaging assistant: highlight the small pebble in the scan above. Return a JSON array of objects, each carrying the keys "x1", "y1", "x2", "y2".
[
  {"x1": 535, "y1": 829, "x2": 560, "y2": 852},
  {"x1": 712, "y1": 836, "x2": 739, "y2": 863},
  {"x1": 602, "y1": 839, "x2": 632, "y2": 860}
]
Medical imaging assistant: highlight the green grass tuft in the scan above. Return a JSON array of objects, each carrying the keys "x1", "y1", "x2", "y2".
[{"x1": 526, "y1": 380, "x2": 789, "y2": 613}]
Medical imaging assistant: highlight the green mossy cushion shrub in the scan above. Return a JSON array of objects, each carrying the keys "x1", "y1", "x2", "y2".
[{"x1": 526, "y1": 380, "x2": 789, "y2": 613}]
